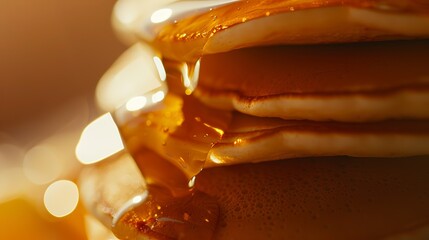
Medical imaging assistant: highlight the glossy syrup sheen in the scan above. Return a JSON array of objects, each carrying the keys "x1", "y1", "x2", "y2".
[
  {"x1": 118, "y1": 94, "x2": 231, "y2": 194},
  {"x1": 113, "y1": 154, "x2": 429, "y2": 239},
  {"x1": 112, "y1": 94, "x2": 231, "y2": 239},
  {"x1": 112, "y1": 90, "x2": 429, "y2": 239},
  {"x1": 149, "y1": 0, "x2": 429, "y2": 61},
  {"x1": 109, "y1": 43, "x2": 429, "y2": 239},
  {"x1": 105, "y1": 1, "x2": 429, "y2": 238}
]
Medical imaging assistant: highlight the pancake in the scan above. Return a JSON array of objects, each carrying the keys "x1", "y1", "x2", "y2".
[
  {"x1": 195, "y1": 41, "x2": 429, "y2": 122},
  {"x1": 78, "y1": 90, "x2": 429, "y2": 238},
  {"x1": 129, "y1": 0, "x2": 429, "y2": 61},
  {"x1": 209, "y1": 113, "x2": 429, "y2": 165},
  {"x1": 77, "y1": 0, "x2": 429, "y2": 239},
  {"x1": 115, "y1": 94, "x2": 429, "y2": 167},
  {"x1": 112, "y1": 0, "x2": 429, "y2": 121},
  {"x1": 80, "y1": 154, "x2": 429, "y2": 240}
]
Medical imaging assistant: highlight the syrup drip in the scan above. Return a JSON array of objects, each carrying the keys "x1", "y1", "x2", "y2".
[
  {"x1": 117, "y1": 92, "x2": 230, "y2": 193},
  {"x1": 181, "y1": 60, "x2": 201, "y2": 95},
  {"x1": 98, "y1": 41, "x2": 429, "y2": 239},
  {"x1": 90, "y1": 0, "x2": 429, "y2": 238},
  {"x1": 135, "y1": 0, "x2": 429, "y2": 62},
  {"x1": 161, "y1": 59, "x2": 202, "y2": 96},
  {"x1": 113, "y1": 173, "x2": 219, "y2": 240},
  {"x1": 103, "y1": 1, "x2": 429, "y2": 238},
  {"x1": 111, "y1": 74, "x2": 231, "y2": 238}
]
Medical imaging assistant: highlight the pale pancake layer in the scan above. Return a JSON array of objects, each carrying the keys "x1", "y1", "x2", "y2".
[
  {"x1": 80, "y1": 154, "x2": 429, "y2": 240},
  {"x1": 114, "y1": 94, "x2": 429, "y2": 167},
  {"x1": 195, "y1": 41, "x2": 429, "y2": 122},
  {"x1": 207, "y1": 113, "x2": 429, "y2": 166}
]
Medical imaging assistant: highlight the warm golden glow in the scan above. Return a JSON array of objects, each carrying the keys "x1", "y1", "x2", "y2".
[
  {"x1": 132, "y1": 194, "x2": 145, "y2": 204},
  {"x1": 44, "y1": 180, "x2": 79, "y2": 218},
  {"x1": 233, "y1": 138, "x2": 243, "y2": 145},
  {"x1": 23, "y1": 145, "x2": 62, "y2": 185},
  {"x1": 180, "y1": 60, "x2": 201, "y2": 94},
  {"x1": 96, "y1": 44, "x2": 167, "y2": 112},
  {"x1": 153, "y1": 56, "x2": 167, "y2": 81},
  {"x1": 203, "y1": 123, "x2": 224, "y2": 136},
  {"x1": 209, "y1": 154, "x2": 225, "y2": 164},
  {"x1": 185, "y1": 89, "x2": 193, "y2": 96},
  {"x1": 0, "y1": 144, "x2": 27, "y2": 201},
  {"x1": 85, "y1": 214, "x2": 119, "y2": 240},
  {"x1": 0, "y1": 167, "x2": 27, "y2": 204},
  {"x1": 75, "y1": 113, "x2": 124, "y2": 165},
  {"x1": 124, "y1": 89, "x2": 166, "y2": 112},
  {"x1": 0, "y1": 143, "x2": 24, "y2": 163},
  {"x1": 112, "y1": 0, "x2": 177, "y2": 44},
  {"x1": 181, "y1": 63, "x2": 191, "y2": 88},
  {"x1": 126, "y1": 96, "x2": 147, "y2": 111},
  {"x1": 150, "y1": 8, "x2": 173, "y2": 23},
  {"x1": 188, "y1": 176, "x2": 196, "y2": 188},
  {"x1": 114, "y1": 0, "x2": 140, "y2": 25},
  {"x1": 112, "y1": 192, "x2": 148, "y2": 226},
  {"x1": 152, "y1": 90, "x2": 165, "y2": 103}
]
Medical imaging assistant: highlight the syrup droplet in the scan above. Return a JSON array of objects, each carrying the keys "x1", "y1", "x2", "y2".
[
  {"x1": 161, "y1": 58, "x2": 202, "y2": 96},
  {"x1": 182, "y1": 59, "x2": 201, "y2": 95}
]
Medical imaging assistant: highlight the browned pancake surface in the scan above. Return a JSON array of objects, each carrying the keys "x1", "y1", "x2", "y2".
[
  {"x1": 197, "y1": 156, "x2": 429, "y2": 239},
  {"x1": 197, "y1": 41, "x2": 429, "y2": 98}
]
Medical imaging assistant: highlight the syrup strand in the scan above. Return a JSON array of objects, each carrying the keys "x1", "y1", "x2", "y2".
[
  {"x1": 162, "y1": 58, "x2": 202, "y2": 96},
  {"x1": 116, "y1": 93, "x2": 231, "y2": 195},
  {"x1": 111, "y1": 69, "x2": 231, "y2": 238}
]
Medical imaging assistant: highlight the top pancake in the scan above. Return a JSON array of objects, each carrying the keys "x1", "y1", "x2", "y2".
[
  {"x1": 147, "y1": 0, "x2": 429, "y2": 61},
  {"x1": 109, "y1": 0, "x2": 429, "y2": 121}
]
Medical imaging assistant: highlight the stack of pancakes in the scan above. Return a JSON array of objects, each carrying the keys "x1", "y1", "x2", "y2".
[{"x1": 81, "y1": 1, "x2": 429, "y2": 239}]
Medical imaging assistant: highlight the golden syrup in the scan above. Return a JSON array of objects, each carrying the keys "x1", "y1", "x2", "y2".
[
  {"x1": 111, "y1": 91, "x2": 231, "y2": 239},
  {"x1": 113, "y1": 168, "x2": 219, "y2": 240},
  {"x1": 101, "y1": 25, "x2": 232, "y2": 237},
  {"x1": 95, "y1": 54, "x2": 429, "y2": 239},
  {"x1": 148, "y1": 0, "x2": 429, "y2": 62},
  {"x1": 117, "y1": 94, "x2": 230, "y2": 191},
  {"x1": 101, "y1": 1, "x2": 429, "y2": 238},
  {"x1": 100, "y1": 41, "x2": 429, "y2": 239},
  {"x1": 161, "y1": 59, "x2": 202, "y2": 96}
]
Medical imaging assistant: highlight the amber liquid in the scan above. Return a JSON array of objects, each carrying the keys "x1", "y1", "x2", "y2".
[
  {"x1": 112, "y1": 89, "x2": 231, "y2": 239},
  {"x1": 105, "y1": 34, "x2": 429, "y2": 238}
]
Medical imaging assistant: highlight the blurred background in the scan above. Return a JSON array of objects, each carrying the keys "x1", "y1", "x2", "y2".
[
  {"x1": 0, "y1": 0, "x2": 125, "y2": 134},
  {"x1": 0, "y1": 0, "x2": 126, "y2": 238}
]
